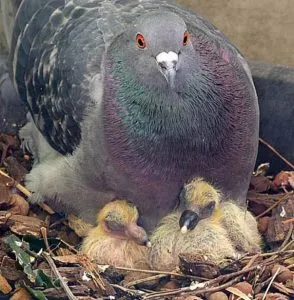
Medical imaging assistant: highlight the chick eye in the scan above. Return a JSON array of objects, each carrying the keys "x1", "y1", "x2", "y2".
[
  {"x1": 183, "y1": 31, "x2": 190, "y2": 46},
  {"x1": 206, "y1": 201, "x2": 216, "y2": 212},
  {"x1": 105, "y1": 220, "x2": 124, "y2": 232},
  {"x1": 136, "y1": 33, "x2": 146, "y2": 49}
]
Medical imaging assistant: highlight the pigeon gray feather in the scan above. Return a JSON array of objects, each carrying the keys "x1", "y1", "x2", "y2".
[{"x1": 10, "y1": 0, "x2": 259, "y2": 230}]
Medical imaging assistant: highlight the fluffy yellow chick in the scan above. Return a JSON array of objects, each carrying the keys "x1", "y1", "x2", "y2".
[
  {"x1": 180, "y1": 177, "x2": 262, "y2": 253},
  {"x1": 148, "y1": 180, "x2": 236, "y2": 270},
  {"x1": 149, "y1": 212, "x2": 235, "y2": 271},
  {"x1": 81, "y1": 200, "x2": 151, "y2": 268}
]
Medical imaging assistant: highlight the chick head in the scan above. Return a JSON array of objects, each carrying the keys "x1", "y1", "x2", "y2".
[
  {"x1": 179, "y1": 177, "x2": 222, "y2": 233},
  {"x1": 97, "y1": 200, "x2": 151, "y2": 247}
]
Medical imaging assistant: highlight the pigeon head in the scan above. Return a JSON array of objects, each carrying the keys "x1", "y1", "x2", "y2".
[
  {"x1": 97, "y1": 200, "x2": 151, "y2": 247},
  {"x1": 179, "y1": 178, "x2": 222, "y2": 233},
  {"x1": 108, "y1": 11, "x2": 198, "y2": 91},
  {"x1": 133, "y1": 11, "x2": 190, "y2": 89}
]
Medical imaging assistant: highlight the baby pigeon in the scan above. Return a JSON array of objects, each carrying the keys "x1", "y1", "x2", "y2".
[
  {"x1": 81, "y1": 200, "x2": 150, "y2": 269},
  {"x1": 149, "y1": 188, "x2": 236, "y2": 270},
  {"x1": 10, "y1": 0, "x2": 259, "y2": 231},
  {"x1": 180, "y1": 177, "x2": 262, "y2": 253}
]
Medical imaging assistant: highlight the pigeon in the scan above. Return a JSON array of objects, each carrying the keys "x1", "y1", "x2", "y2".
[
  {"x1": 148, "y1": 203, "x2": 236, "y2": 271},
  {"x1": 9, "y1": 0, "x2": 259, "y2": 231},
  {"x1": 81, "y1": 199, "x2": 150, "y2": 268},
  {"x1": 179, "y1": 177, "x2": 261, "y2": 253}
]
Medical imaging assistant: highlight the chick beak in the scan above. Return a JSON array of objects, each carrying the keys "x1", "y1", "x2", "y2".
[
  {"x1": 125, "y1": 222, "x2": 151, "y2": 247},
  {"x1": 156, "y1": 51, "x2": 178, "y2": 89},
  {"x1": 179, "y1": 210, "x2": 200, "y2": 233}
]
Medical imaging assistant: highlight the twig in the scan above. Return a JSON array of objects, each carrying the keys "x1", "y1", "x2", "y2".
[
  {"x1": 41, "y1": 227, "x2": 54, "y2": 256},
  {"x1": 259, "y1": 138, "x2": 294, "y2": 169},
  {"x1": 124, "y1": 274, "x2": 168, "y2": 288},
  {"x1": 144, "y1": 254, "x2": 260, "y2": 299},
  {"x1": 262, "y1": 266, "x2": 280, "y2": 300},
  {"x1": 280, "y1": 240, "x2": 294, "y2": 252},
  {"x1": 243, "y1": 253, "x2": 260, "y2": 270},
  {"x1": 245, "y1": 249, "x2": 294, "y2": 259},
  {"x1": 39, "y1": 203, "x2": 55, "y2": 215},
  {"x1": 256, "y1": 191, "x2": 293, "y2": 219},
  {"x1": 111, "y1": 283, "x2": 146, "y2": 296},
  {"x1": 77, "y1": 255, "x2": 106, "y2": 291},
  {"x1": 272, "y1": 281, "x2": 294, "y2": 296},
  {"x1": 0, "y1": 169, "x2": 31, "y2": 197},
  {"x1": 143, "y1": 276, "x2": 242, "y2": 299},
  {"x1": 278, "y1": 223, "x2": 293, "y2": 251},
  {"x1": 282, "y1": 218, "x2": 294, "y2": 225},
  {"x1": 0, "y1": 169, "x2": 55, "y2": 214},
  {"x1": 42, "y1": 252, "x2": 77, "y2": 300},
  {"x1": 114, "y1": 266, "x2": 207, "y2": 281},
  {"x1": 58, "y1": 238, "x2": 78, "y2": 254}
]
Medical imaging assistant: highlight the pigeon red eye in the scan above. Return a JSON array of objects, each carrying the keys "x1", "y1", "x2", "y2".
[
  {"x1": 183, "y1": 31, "x2": 190, "y2": 46},
  {"x1": 136, "y1": 33, "x2": 146, "y2": 49}
]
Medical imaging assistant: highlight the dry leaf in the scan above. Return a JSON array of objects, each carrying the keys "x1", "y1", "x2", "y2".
[
  {"x1": 7, "y1": 193, "x2": 29, "y2": 215},
  {"x1": 273, "y1": 171, "x2": 294, "y2": 191},
  {"x1": 53, "y1": 254, "x2": 80, "y2": 264},
  {"x1": 0, "y1": 181, "x2": 9, "y2": 203},
  {"x1": 0, "y1": 273, "x2": 12, "y2": 294},
  {"x1": 10, "y1": 287, "x2": 33, "y2": 300},
  {"x1": 208, "y1": 292, "x2": 229, "y2": 300},
  {"x1": 3, "y1": 156, "x2": 27, "y2": 182},
  {"x1": 0, "y1": 213, "x2": 47, "y2": 237},
  {"x1": 227, "y1": 286, "x2": 252, "y2": 300},
  {"x1": 0, "y1": 255, "x2": 25, "y2": 281},
  {"x1": 255, "y1": 292, "x2": 289, "y2": 300},
  {"x1": 258, "y1": 216, "x2": 271, "y2": 233},
  {"x1": 250, "y1": 175, "x2": 272, "y2": 192},
  {"x1": 179, "y1": 253, "x2": 220, "y2": 278}
]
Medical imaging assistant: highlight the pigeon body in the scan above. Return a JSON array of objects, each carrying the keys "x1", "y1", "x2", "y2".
[{"x1": 10, "y1": 0, "x2": 259, "y2": 230}]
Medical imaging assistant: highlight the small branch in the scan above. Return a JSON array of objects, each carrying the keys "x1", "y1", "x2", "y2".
[
  {"x1": 42, "y1": 252, "x2": 77, "y2": 300},
  {"x1": 0, "y1": 168, "x2": 55, "y2": 214},
  {"x1": 111, "y1": 283, "x2": 146, "y2": 297},
  {"x1": 256, "y1": 191, "x2": 293, "y2": 219},
  {"x1": 262, "y1": 266, "x2": 280, "y2": 300},
  {"x1": 278, "y1": 224, "x2": 294, "y2": 251},
  {"x1": 0, "y1": 169, "x2": 31, "y2": 197},
  {"x1": 114, "y1": 266, "x2": 207, "y2": 281},
  {"x1": 245, "y1": 249, "x2": 294, "y2": 259},
  {"x1": 58, "y1": 238, "x2": 78, "y2": 254},
  {"x1": 124, "y1": 274, "x2": 168, "y2": 288},
  {"x1": 282, "y1": 218, "x2": 294, "y2": 225},
  {"x1": 143, "y1": 276, "x2": 242, "y2": 299},
  {"x1": 39, "y1": 203, "x2": 55, "y2": 215},
  {"x1": 259, "y1": 138, "x2": 294, "y2": 169},
  {"x1": 280, "y1": 240, "x2": 294, "y2": 252},
  {"x1": 41, "y1": 227, "x2": 54, "y2": 256}
]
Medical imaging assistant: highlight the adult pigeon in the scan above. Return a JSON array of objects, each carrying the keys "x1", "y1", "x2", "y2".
[{"x1": 9, "y1": 0, "x2": 259, "y2": 230}]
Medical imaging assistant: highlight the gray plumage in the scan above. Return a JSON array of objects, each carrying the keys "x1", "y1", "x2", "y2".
[{"x1": 10, "y1": 0, "x2": 259, "y2": 230}]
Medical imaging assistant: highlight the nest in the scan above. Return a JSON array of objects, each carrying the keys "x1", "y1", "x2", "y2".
[{"x1": 0, "y1": 132, "x2": 293, "y2": 300}]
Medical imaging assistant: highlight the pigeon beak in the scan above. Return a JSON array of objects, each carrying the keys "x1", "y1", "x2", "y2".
[
  {"x1": 125, "y1": 222, "x2": 150, "y2": 247},
  {"x1": 156, "y1": 51, "x2": 178, "y2": 89},
  {"x1": 179, "y1": 210, "x2": 200, "y2": 233}
]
